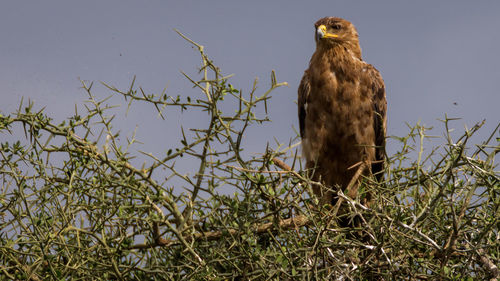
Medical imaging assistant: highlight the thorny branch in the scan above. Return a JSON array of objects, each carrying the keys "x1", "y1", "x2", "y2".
[{"x1": 0, "y1": 32, "x2": 498, "y2": 280}]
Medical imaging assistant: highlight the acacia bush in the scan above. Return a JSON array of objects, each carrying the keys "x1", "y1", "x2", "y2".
[{"x1": 0, "y1": 34, "x2": 498, "y2": 280}]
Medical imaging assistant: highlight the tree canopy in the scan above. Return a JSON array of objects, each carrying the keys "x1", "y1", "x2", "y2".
[{"x1": 0, "y1": 34, "x2": 498, "y2": 280}]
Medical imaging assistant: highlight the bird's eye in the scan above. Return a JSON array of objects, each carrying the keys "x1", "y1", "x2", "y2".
[{"x1": 331, "y1": 24, "x2": 342, "y2": 30}]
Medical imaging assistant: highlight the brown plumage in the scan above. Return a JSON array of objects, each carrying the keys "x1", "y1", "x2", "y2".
[{"x1": 298, "y1": 17, "x2": 387, "y2": 205}]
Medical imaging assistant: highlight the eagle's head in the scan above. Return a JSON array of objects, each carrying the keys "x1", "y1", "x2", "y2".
[{"x1": 314, "y1": 17, "x2": 362, "y2": 59}]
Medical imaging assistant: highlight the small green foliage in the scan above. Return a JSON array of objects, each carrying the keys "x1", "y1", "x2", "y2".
[{"x1": 0, "y1": 33, "x2": 498, "y2": 280}]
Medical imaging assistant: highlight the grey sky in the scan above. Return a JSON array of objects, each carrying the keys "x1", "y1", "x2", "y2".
[{"x1": 1, "y1": 1, "x2": 499, "y2": 160}]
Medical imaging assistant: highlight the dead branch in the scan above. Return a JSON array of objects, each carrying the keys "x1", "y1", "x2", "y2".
[{"x1": 130, "y1": 215, "x2": 311, "y2": 250}]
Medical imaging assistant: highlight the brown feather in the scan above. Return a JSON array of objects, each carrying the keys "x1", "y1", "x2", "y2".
[{"x1": 298, "y1": 17, "x2": 387, "y2": 205}]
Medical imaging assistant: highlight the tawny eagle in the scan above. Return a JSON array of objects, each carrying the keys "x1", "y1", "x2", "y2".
[{"x1": 298, "y1": 17, "x2": 387, "y2": 205}]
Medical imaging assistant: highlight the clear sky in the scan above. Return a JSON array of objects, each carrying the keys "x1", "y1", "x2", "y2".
[{"x1": 1, "y1": 1, "x2": 499, "y2": 161}]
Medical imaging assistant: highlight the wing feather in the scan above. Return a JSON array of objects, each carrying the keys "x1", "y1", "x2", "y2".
[
  {"x1": 298, "y1": 71, "x2": 311, "y2": 139},
  {"x1": 365, "y1": 64, "x2": 387, "y2": 181}
]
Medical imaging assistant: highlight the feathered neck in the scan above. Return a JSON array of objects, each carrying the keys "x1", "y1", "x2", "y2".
[{"x1": 316, "y1": 41, "x2": 363, "y2": 61}]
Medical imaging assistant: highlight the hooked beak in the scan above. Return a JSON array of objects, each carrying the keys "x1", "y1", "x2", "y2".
[{"x1": 316, "y1": 24, "x2": 339, "y2": 41}]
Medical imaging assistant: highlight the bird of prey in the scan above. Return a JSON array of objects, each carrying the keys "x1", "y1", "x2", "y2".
[{"x1": 298, "y1": 17, "x2": 387, "y2": 206}]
